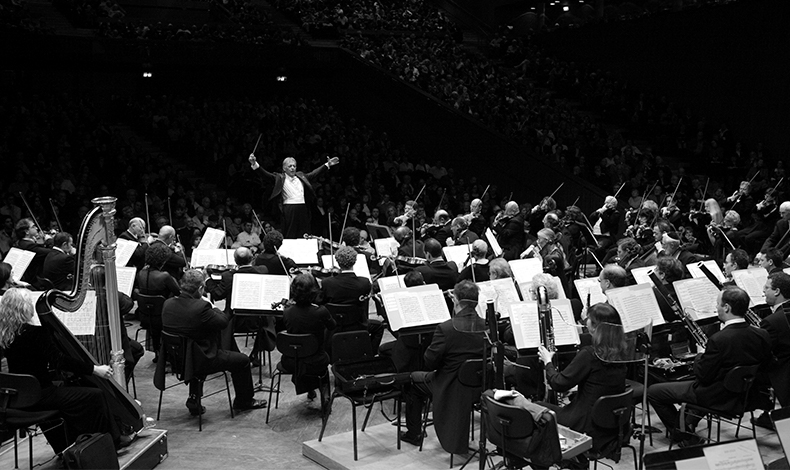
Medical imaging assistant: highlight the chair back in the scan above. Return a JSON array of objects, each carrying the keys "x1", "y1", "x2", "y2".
[
  {"x1": 135, "y1": 293, "x2": 166, "y2": 320},
  {"x1": 332, "y1": 330, "x2": 373, "y2": 365},
  {"x1": 457, "y1": 359, "x2": 485, "y2": 388},
  {"x1": 482, "y1": 390, "x2": 535, "y2": 441},
  {"x1": 276, "y1": 332, "x2": 320, "y2": 360},
  {"x1": 0, "y1": 373, "x2": 43, "y2": 410},
  {"x1": 722, "y1": 364, "x2": 759, "y2": 394},
  {"x1": 590, "y1": 389, "x2": 634, "y2": 430},
  {"x1": 161, "y1": 331, "x2": 188, "y2": 381},
  {"x1": 326, "y1": 302, "x2": 365, "y2": 329}
]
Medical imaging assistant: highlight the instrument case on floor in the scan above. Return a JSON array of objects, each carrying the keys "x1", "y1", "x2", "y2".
[{"x1": 121, "y1": 429, "x2": 168, "y2": 470}]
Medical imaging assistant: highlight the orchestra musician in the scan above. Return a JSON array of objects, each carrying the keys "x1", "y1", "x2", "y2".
[
  {"x1": 391, "y1": 200, "x2": 417, "y2": 228},
  {"x1": 651, "y1": 257, "x2": 686, "y2": 322},
  {"x1": 647, "y1": 286, "x2": 772, "y2": 447},
  {"x1": 722, "y1": 248, "x2": 750, "y2": 285},
  {"x1": 134, "y1": 242, "x2": 181, "y2": 361},
  {"x1": 118, "y1": 216, "x2": 148, "y2": 270},
  {"x1": 722, "y1": 180, "x2": 755, "y2": 222},
  {"x1": 415, "y1": 238, "x2": 458, "y2": 291},
  {"x1": 756, "y1": 248, "x2": 784, "y2": 275},
  {"x1": 752, "y1": 272, "x2": 790, "y2": 429},
  {"x1": 588, "y1": 196, "x2": 620, "y2": 261},
  {"x1": 205, "y1": 247, "x2": 273, "y2": 365},
  {"x1": 159, "y1": 269, "x2": 267, "y2": 415},
  {"x1": 520, "y1": 228, "x2": 565, "y2": 270},
  {"x1": 730, "y1": 188, "x2": 780, "y2": 254},
  {"x1": 41, "y1": 232, "x2": 75, "y2": 291},
  {"x1": 527, "y1": 196, "x2": 557, "y2": 239},
  {"x1": 465, "y1": 198, "x2": 487, "y2": 237},
  {"x1": 151, "y1": 225, "x2": 187, "y2": 280},
  {"x1": 394, "y1": 226, "x2": 425, "y2": 261},
  {"x1": 615, "y1": 237, "x2": 646, "y2": 283},
  {"x1": 421, "y1": 210, "x2": 452, "y2": 246},
  {"x1": 253, "y1": 230, "x2": 297, "y2": 275},
  {"x1": 458, "y1": 239, "x2": 490, "y2": 282},
  {"x1": 401, "y1": 280, "x2": 486, "y2": 456},
  {"x1": 0, "y1": 288, "x2": 136, "y2": 452},
  {"x1": 13, "y1": 217, "x2": 51, "y2": 286},
  {"x1": 283, "y1": 273, "x2": 335, "y2": 402},
  {"x1": 760, "y1": 201, "x2": 790, "y2": 254},
  {"x1": 537, "y1": 303, "x2": 627, "y2": 459},
  {"x1": 445, "y1": 216, "x2": 478, "y2": 247},
  {"x1": 248, "y1": 153, "x2": 339, "y2": 239},
  {"x1": 319, "y1": 245, "x2": 384, "y2": 352},
  {"x1": 493, "y1": 201, "x2": 525, "y2": 261}
]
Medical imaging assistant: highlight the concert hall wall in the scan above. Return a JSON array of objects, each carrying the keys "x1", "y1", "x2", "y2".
[{"x1": 534, "y1": 0, "x2": 790, "y2": 156}]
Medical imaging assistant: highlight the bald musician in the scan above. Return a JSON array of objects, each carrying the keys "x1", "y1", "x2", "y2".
[
  {"x1": 493, "y1": 201, "x2": 525, "y2": 261},
  {"x1": 118, "y1": 217, "x2": 148, "y2": 270},
  {"x1": 589, "y1": 196, "x2": 620, "y2": 260},
  {"x1": 458, "y1": 239, "x2": 489, "y2": 282},
  {"x1": 446, "y1": 216, "x2": 478, "y2": 247},
  {"x1": 249, "y1": 153, "x2": 339, "y2": 239},
  {"x1": 761, "y1": 201, "x2": 790, "y2": 254},
  {"x1": 466, "y1": 198, "x2": 487, "y2": 237},
  {"x1": 151, "y1": 225, "x2": 187, "y2": 279}
]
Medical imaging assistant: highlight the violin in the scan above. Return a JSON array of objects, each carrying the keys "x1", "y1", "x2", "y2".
[
  {"x1": 304, "y1": 234, "x2": 340, "y2": 250},
  {"x1": 291, "y1": 266, "x2": 342, "y2": 278},
  {"x1": 205, "y1": 264, "x2": 238, "y2": 276},
  {"x1": 271, "y1": 298, "x2": 295, "y2": 310},
  {"x1": 369, "y1": 253, "x2": 427, "y2": 266}
]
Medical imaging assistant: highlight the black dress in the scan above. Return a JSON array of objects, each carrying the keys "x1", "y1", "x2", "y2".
[
  {"x1": 282, "y1": 303, "x2": 336, "y2": 394},
  {"x1": 4, "y1": 324, "x2": 121, "y2": 452}
]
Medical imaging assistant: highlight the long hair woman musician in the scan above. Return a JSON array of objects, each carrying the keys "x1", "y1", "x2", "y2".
[{"x1": 0, "y1": 288, "x2": 135, "y2": 454}]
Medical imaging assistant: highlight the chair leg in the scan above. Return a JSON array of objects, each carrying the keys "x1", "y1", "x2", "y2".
[
  {"x1": 13, "y1": 431, "x2": 18, "y2": 469},
  {"x1": 266, "y1": 372, "x2": 279, "y2": 424},
  {"x1": 361, "y1": 401, "x2": 375, "y2": 432},
  {"x1": 267, "y1": 351, "x2": 272, "y2": 377},
  {"x1": 318, "y1": 394, "x2": 336, "y2": 441},
  {"x1": 735, "y1": 415, "x2": 742, "y2": 438},
  {"x1": 275, "y1": 374, "x2": 283, "y2": 409},
  {"x1": 397, "y1": 397, "x2": 402, "y2": 450},
  {"x1": 629, "y1": 445, "x2": 638, "y2": 470},
  {"x1": 28, "y1": 429, "x2": 33, "y2": 470},
  {"x1": 352, "y1": 403, "x2": 358, "y2": 461},
  {"x1": 198, "y1": 392, "x2": 203, "y2": 432},
  {"x1": 751, "y1": 411, "x2": 757, "y2": 440},
  {"x1": 450, "y1": 453, "x2": 453, "y2": 468},
  {"x1": 131, "y1": 373, "x2": 137, "y2": 399},
  {"x1": 157, "y1": 390, "x2": 164, "y2": 420},
  {"x1": 225, "y1": 372, "x2": 235, "y2": 419}
]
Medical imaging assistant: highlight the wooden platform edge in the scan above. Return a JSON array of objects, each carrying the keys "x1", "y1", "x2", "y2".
[
  {"x1": 120, "y1": 428, "x2": 168, "y2": 470},
  {"x1": 302, "y1": 440, "x2": 348, "y2": 470}
]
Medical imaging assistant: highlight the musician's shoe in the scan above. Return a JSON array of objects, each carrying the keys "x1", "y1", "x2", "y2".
[
  {"x1": 249, "y1": 353, "x2": 262, "y2": 368},
  {"x1": 116, "y1": 431, "x2": 137, "y2": 450},
  {"x1": 186, "y1": 397, "x2": 206, "y2": 416},
  {"x1": 307, "y1": 390, "x2": 317, "y2": 400},
  {"x1": 234, "y1": 398, "x2": 268, "y2": 411},
  {"x1": 399, "y1": 431, "x2": 423, "y2": 447},
  {"x1": 752, "y1": 412, "x2": 775, "y2": 431},
  {"x1": 672, "y1": 430, "x2": 703, "y2": 448}
]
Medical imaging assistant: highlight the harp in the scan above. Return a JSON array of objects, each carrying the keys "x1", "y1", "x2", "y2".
[{"x1": 34, "y1": 196, "x2": 144, "y2": 432}]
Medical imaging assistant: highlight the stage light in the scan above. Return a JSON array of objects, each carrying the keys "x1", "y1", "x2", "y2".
[
  {"x1": 143, "y1": 72, "x2": 152, "y2": 78},
  {"x1": 563, "y1": 5, "x2": 569, "y2": 11},
  {"x1": 276, "y1": 76, "x2": 287, "y2": 82}
]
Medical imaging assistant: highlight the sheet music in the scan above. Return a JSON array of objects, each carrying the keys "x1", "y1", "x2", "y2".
[
  {"x1": 4, "y1": 248, "x2": 35, "y2": 282},
  {"x1": 380, "y1": 284, "x2": 450, "y2": 331},
  {"x1": 21, "y1": 290, "x2": 44, "y2": 326},
  {"x1": 230, "y1": 273, "x2": 291, "y2": 310},
  {"x1": 630, "y1": 266, "x2": 654, "y2": 285},
  {"x1": 197, "y1": 227, "x2": 226, "y2": 250},
  {"x1": 549, "y1": 299, "x2": 581, "y2": 346},
  {"x1": 573, "y1": 277, "x2": 607, "y2": 306},
  {"x1": 673, "y1": 277, "x2": 719, "y2": 321},
  {"x1": 190, "y1": 249, "x2": 236, "y2": 268},
  {"x1": 508, "y1": 302, "x2": 541, "y2": 349},
  {"x1": 702, "y1": 439, "x2": 763, "y2": 470},
  {"x1": 320, "y1": 254, "x2": 371, "y2": 280},
  {"x1": 54, "y1": 290, "x2": 97, "y2": 336},
  {"x1": 116, "y1": 266, "x2": 137, "y2": 297},
  {"x1": 373, "y1": 237, "x2": 398, "y2": 257},
  {"x1": 508, "y1": 258, "x2": 543, "y2": 285},
  {"x1": 688, "y1": 260, "x2": 726, "y2": 284},
  {"x1": 732, "y1": 268, "x2": 768, "y2": 306},
  {"x1": 114, "y1": 238, "x2": 138, "y2": 267},
  {"x1": 605, "y1": 284, "x2": 664, "y2": 332},
  {"x1": 477, "y1": 278, "x2": 522, "y2": 318},
  {"x1": 377, "y1": 275, "x2": 406, "y2": 292},
  {"x1": 279, "y1": 239, "x2": 319, "y2": 265},
  {"x1": 442, "y1": 244, "x2": 472, "y2": 272},
  {"x1": 485, "y1": 228, "x2": 502, "y2": 256}
]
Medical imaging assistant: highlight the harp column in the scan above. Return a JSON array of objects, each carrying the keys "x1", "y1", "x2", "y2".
[{"x1": 92, "y1": 196, "x2": 125, "y2": 386}]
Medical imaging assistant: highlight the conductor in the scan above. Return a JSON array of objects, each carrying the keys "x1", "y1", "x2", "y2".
[{"x1": 249, "y1": 153, "x2": 340, "y2": 239}]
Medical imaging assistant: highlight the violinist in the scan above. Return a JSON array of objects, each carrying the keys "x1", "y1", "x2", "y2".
[
  {"x1": 118, "y1": 217, "x2": 149, "y2": 270},
  {"x1": 458, "y1": 239, "x2": 490, "y2": 282},
  {"x1": 415, "y1": 238, "x2": 458, "y2": 291},
  {"x1": 319, "y1": 246, "x2": 384, "y2": 352},
  {"x1": 394, "y1": 226, "x2": 426, "y2": 261},
  {"x1": 342, "y1": 227, "x2": 380, "y2": 278},
  {"x1": 134, "y1": 242, "x2": 180, "y2": 361},
  {"x1": 41, "y1": 232, "x2": 76, "y2": 291},
  {"x1": 708, "y1": 210, "x2": 740, "y2": 263},
  {"x1": 520, "y1": 228, "x2": 566, "y2": 271},
  {"x1": 659, "y1": 194, "x2": 682, "y2": 228},
  {"x1": 722, "y1": 180, "x2": 755, "y2": 222},
  {"x1": 493, "y1": 201, "x2": 525, "y2": 261},
  {"x1": 615, "y1": 237, "x2": 646, "y2": 283},
  {"x1": 206, "y1": 247, "x2": 273, "y2": 364},
  {"x1": 151, "y1": 225, "x2": 187, "y2": 280},
  {"x1": 421, "y1": 210, "x2": 452, "y2": 245},
  {"x1": 446, "y1": 216, "x2": 478, "y2": 247},
  {"x1": 731, "y1": 188, "x2": 780, "y2": 254},
  {"x1": 13, "y1": 217, "x2": 51, "y2": 286},
  {"x1": 391, "y1": 199, "x2": 417, "y2": 228},
  {"x1": 761, "y1": 201, "x2": 790, "y2": 254},
  {"x1": 253, "y1": 230, "x2": 297, "y2": 275},
  {"x1": 527, "y1": 196, "x2": 557, "y2": 238},
  {"x1": 624, "y1": 205, "x2": 656, "y2": 251},
  {"x1": 660, "y1": 233, "x2": 698, "y2": 271},
  {"x1": 588, "y1": 196, "x2": 620, "y2": 260},
  {"x1": 688, "y1": 198, "x2": 723, "y2": 255},
  {"x1": 722, "y1": 249, "x2": 749, "y2": 285},
  {"x1": 465, "y1": 198, "x2": 487, "y2": 237}
]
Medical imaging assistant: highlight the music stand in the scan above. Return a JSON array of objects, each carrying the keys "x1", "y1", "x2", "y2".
[{"x1": 366, "y1": 223, "x2": 393, "y2": 240}]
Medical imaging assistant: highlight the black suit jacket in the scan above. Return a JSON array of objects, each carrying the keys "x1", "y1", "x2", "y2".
[
  {"x1": 149, "y1": 239, "x2": 187, "y2": 280},
  {"x1": 692, "y1": 321, "x2": 772, "y2": 412},
  {"x1": 118, "y1": 230, "x2": 147, "y2": 270},
  {"x1": 761, "y1": 303, "x2": 790, "y2": 405},
  {"x1": 588, "y1": 208, "x2": 621, "y2": 238},
  {"x1": 762, "y1": 219, "x2": 790, "y2": 252},
  {"x1": 16, "y1": 239, "x2": 51, "y2": 283},
  {"x1": 495, "y1": 214, "x2": 525, "y2": 261},
  {"x1": 253, "y1": 164, "x2": 327, "y2": 206},
  {"x1": 424, "y1": 308, "x2": 486, "y2": 454},
  {"x1": 416, "y1": 260, "x2": 459, "y2": 291},
  {"x1": 162, "y1": 291, "x2": 229, "y2": 362},
  {"x1": 253, "y1": 252, "x2": 297, "y2": 275},
  {"x1": 320, "y1": 272, "x2": 371, "y2": 329},
  {"x1": 41, "y1": 249, "x2": 75, "y2": 291}
]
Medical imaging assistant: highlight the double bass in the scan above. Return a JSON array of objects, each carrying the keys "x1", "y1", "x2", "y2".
[{"x1": 34, "y1": 198, "x2": 145, "y2": 433}]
